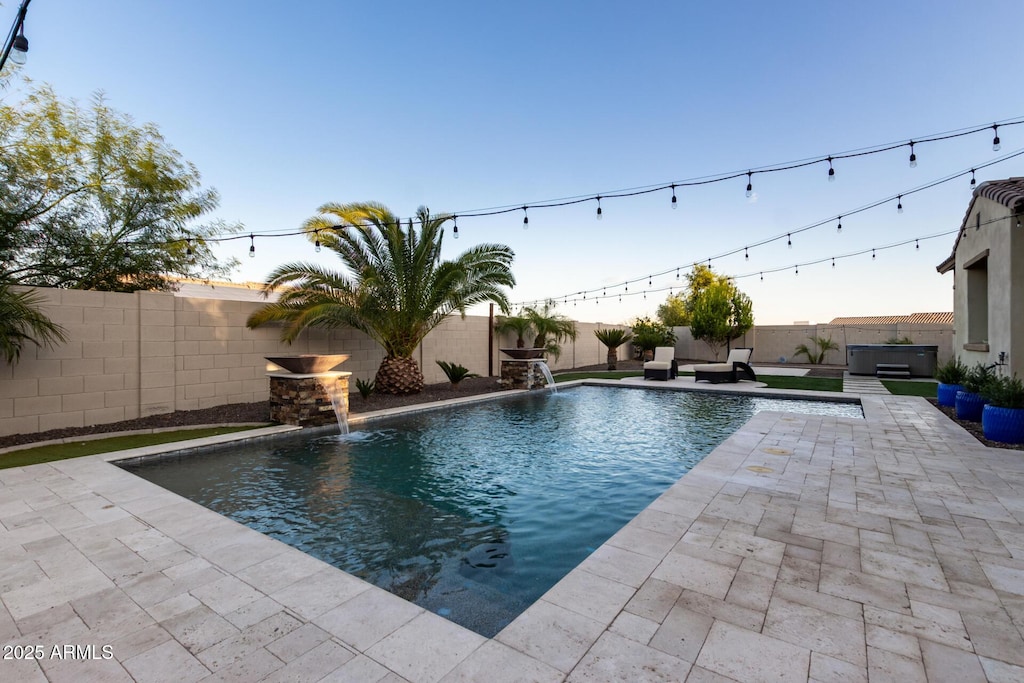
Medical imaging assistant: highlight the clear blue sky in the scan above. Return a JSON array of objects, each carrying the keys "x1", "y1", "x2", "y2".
[{"x1": 9, "y1": 0, "x2": 1024, "y2": 324}]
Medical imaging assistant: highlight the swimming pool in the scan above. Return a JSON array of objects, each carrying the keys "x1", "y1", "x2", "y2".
[{"x1": 120, "y1": 386, "x2": 862, "y2": 636}]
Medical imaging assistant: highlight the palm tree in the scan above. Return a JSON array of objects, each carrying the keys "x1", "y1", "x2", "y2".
[
  {"x1": 494, "y1": 314, "x2": 533, "y2": 348},
  {"x1": 594, "y1": 328, "x2": 633, "y2": 370},
  {"x1": 793, "y1": 336, "x2": 839, "y2": 364},
  {"x1": 247, "y1": 202, "x2": 515, "y2": 394},
  {"x1": 524, "y1": 303, "x2": 577, "y2": 360},
  {"x1": 0, "y1": 281, "x2": 68, "y2": 364}
]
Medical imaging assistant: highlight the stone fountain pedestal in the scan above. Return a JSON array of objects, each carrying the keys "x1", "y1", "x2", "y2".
[
  {"x1": 499, "y1": 359, "x2": 551, "y2": 390},
  {"x1": 267, "y1": 371, "x2": 351, "y2": 427},
  {"x1": 265, "y1": 355, "x2": 351, "y2": 428}
]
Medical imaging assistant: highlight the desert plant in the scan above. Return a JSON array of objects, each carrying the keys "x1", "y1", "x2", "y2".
[
  {"x1": 793, "y1": 336, "x2": 839, "y2": 365},
  {"x1": 934, "y1": 357, "x2": 968, "y2": 385},
  {"x1": 963, "y1": 363, "x2": 995, "y2": 394},
  {"x1": 524, "y1": 304, "x2": 577, "y2": 360},
  {"x1": 0, "y1": 282, "x2": 68, "y2": 364},
  {"x1": 885, "y1": 336, "x2": 915, "y2": 344},
  {"x1": 980, "y1": 374, "x2": 1024, "y2": 409},
  {"x1": 594, "y1": 328, "x2": 634, "y2": 370},
  {"x1": 355, "y1": 377, "x2": 375, "y2": 398},
  {"x1": 494, "y1": 314, "x2": 533, "y2": 348},
  {"x1": 436, "y1": 360, "x2": 479, "y2": 386}
]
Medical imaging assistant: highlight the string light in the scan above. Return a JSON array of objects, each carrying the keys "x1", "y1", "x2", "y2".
[
  {"x1": 993, "y1": 124, "x2": 1001, "y2": 151},
  {"x1": 675, "y1": 268, "x2": 680, "y2": 279},
  {"x1": 648, "y1": 276, "x2": 652, "y2": 286},
  {"x1": 248, "y1": 234, "x2": 255, "y2": 258},
  {"x1": 832, "y1": 257, "x2": 835, "y2": 268},
  {"x1": 745, "y1": 171, "x2": 753, "y2": 198},
  {"x1": 185, "y1": 239, "x2": 193, "y2": 257},
  {"x1": 670, "y1": 184, "x2": 677, "y2": 209},
  {"x1": 760, "y1": 272, "x2": 763, "y2": 281},
  {"x1": 908, "y1": 141, "x2": 917, "y2": 168},
  {"x1": 314, "y1": 230, "x2": 321, "y2": 252},
  {"x1": 745, "y1": 247, "x2": 749, "y2": 260},
  {"x1": 897, "y1": 195, "x2": 904, "y2": 214},
  {"x1": 827, "y1": 156, "x2": 835, "y2": 182},
  {"x1": 595, "y1": 196, "x2": 603, "y2": 220},
  {"x1": 872, "y1": 248, "x2": 876, "y2": 260},
  {"x1": 452, "y1": 216, "x2": 459, "y2": 239},
  {"x1": 836, "y1": 216, "x2": 842, "y2": 234},
  {"x1": 787, "y1": 233, "x2": 792, "y2": 248},
  {"x1": 970, "y1": 169, "x2": 976, "y2": 189},
  {"x1": 915, "y1": 239, "x2": 919, "y2": 250},
  {"x1": 795, "y1": 265, "x2": 799, "y2": 275},
  {"x1": 522, "y1": 207, "x2": 529, "y2": 230}
]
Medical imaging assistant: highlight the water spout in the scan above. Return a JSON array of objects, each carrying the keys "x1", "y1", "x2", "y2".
[
  {"x1": 534, "y1": 361, "x2": 557, "y2": 393},
  {"x1": 319, "y1": 377, "x2": 350, "y2": 435}
]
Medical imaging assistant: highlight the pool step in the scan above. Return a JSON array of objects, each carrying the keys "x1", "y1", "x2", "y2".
[{"x1": 875, "y1": 363, "x2": 911, "y2": 379}]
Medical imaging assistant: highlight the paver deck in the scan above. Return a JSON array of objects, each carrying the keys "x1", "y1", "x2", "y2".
[{"x1": 1, "y1": 386, "x2": 1023, "y2": 682}]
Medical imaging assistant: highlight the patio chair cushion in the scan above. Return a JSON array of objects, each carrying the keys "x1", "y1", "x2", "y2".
[{"x1": 644, "y1": 346, "x2": 678, "y2": 380}]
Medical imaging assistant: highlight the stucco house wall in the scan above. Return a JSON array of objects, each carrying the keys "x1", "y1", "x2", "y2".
[{"x1": 937, "y1": 178, "x2": 1024, "y2": 377}]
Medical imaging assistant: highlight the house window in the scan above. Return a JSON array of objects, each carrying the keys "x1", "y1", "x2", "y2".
[{"x1": 963, "y1": 250, "x2": 989, "y2": 348}]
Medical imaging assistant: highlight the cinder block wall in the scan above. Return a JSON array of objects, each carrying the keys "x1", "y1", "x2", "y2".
[{"x1": 0, "y1": 288, "x2": 631, "y2": 437}]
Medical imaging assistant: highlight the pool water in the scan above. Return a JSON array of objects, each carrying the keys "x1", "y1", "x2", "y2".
[{"x1": 121, "y1": 386, "x2": 861, "y2": 636}]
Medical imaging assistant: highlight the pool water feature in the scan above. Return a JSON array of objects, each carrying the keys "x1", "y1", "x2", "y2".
[{"x1": 121, "y1": 386, "x2": 862, "y2": 637}]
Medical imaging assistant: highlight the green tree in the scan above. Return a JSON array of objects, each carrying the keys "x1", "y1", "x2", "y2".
[
  {"x1": 0, "y1": 82, "x2": 238, "y2": 292},
  {"x1": 494, "y1": 313, "x2": 533, "y2": 348},
  {"x1": 0, "y1": 282, "x2": 67, "y2": 364},
  {"x1": 524, "y1": 303, "x2": 577, "y2": 360},
  {"x1": 246, "y1": 202, "x2": 515, "y2": 395},
  {"x1": 656, "y1": 292, "x2": 688, "y2": 327},
  {"x1": 689, "y1": 279, "x2": 754, "y2": 360},
  {"x1": 631, "y1": 316, "x2": 676, "y2": 360},
  {"x1": 594, "y1": 328, "x2": 633, "y2": 370}
]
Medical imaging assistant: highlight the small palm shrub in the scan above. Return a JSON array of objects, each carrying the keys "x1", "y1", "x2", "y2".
[
  {"x1": 594, "y1": 328, "x2": 634, "y2": 370},
  {"x1": 355, "y1": 378, "x2": 375, "y2": 398},
  {"x1": 436, "y1": 360, "x2": 479, "y2": 386},
  {"x1": 981, "y1": 374, "x2": 1024, "y2": 409},
  {"x1": 885, "y1": 336, "x2": 915, "y2": 344},
  {"x1": 963, "y1": 363, "x2": 995, "y2": 394},
  {"x1": 934, "y1": 357, "x2": 968, "y2": 385},
  {"x1": 793, "y1": 336, "x2": 838, "y2": 364}
]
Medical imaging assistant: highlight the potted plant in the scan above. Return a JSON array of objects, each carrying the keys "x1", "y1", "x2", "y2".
[
  {"x1": 980, "y1": 374, "x2": 1024, "y2": 444},
  {"x1": 594, "y1": 328, "x2": 634, "y2": 370},
  {"x1": 955, "y1": 363, "x2": 994, "y2": 421},
  {"x1": 934, "y1": 357, "x2": 968, "y2": 407}
]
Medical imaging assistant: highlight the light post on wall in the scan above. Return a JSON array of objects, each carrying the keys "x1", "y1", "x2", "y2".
[{"x1": 0, "y1": 0, "x2": 33, "y2": 72}]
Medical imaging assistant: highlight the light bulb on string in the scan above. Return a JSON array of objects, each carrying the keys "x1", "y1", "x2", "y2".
[
  {"x1": 670, "y1": 184, "x2": 678, "y2": 209},
  {"x1": 453, "y1": 217, "x2": 459, "y2": 239},
  {"x1": 872, "y1": 249, "x2": 876, "y2": 260},
  {"x1": 595, "y1": 196, "x2": 603, "y2": 220},
  {"x1": 760, "y1": 272, "x2": 763, "y2": 281},
  {"x1": 744, "y1": 247, "x2": 749, "y2": 260},
  {"x1": 970, "y1": 169, "x2": 976, "y2": 190},
  {"x1": 248, "y1": 234, "x2": 255, "y2": 258},
  {"x1": 832, "y1": 257, "x2": 836, "y2": 268},
  {"x1": 648, "y1": 276, "x2": 652, "y2": 287},
  {"x1": 522, "y1": 207, "x2": 529, "y2": 230},
  {"x1": 897, "y1": 195, "x2": 904, "y2": 214},
  {"x1": 676, "y1": 268, "x2": 680, "y2": 279},
  {"x1": 916, "y1": 239, "x2": 919, "y2": 250},
  {"x1": 314, "y1": 230, "x2": 321, "y2": 252},
  {"x1": 836, "y1": 216, "x2": 842, "y2": 234},
  {"x1": 992, "y1": 124, "x2": 1001, "y2": 151},
  {"x1": 908, "y1": 141, "x2": 917, "y2": 168},
  {"x1": 787, "y1": 233, "x2": 792, "y2": 248},
  {"x1": 745, "y1": 171, "x2": 753, "y2": 198},
  {"x1": 827, "y1": 156, "x2": 835, "y2": 182},
  {"x1": 795, "y1": 265, "x2": 799, "y2": 275}
]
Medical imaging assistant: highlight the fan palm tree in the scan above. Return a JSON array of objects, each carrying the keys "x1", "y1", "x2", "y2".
[
  {"x1": 247, "y1": 202, "x2": 515, "y2": 394},
  {"x1": 524, "y1": 303, "x2": 577, "y2": 360},
  {"x1": 594, "y1": 328, "x2": 633, "y2": 370},
  {"x1": 494, "y1": 314, "x2": 533, "y2": 348},
  {"x1": 0, "y1": 281, "x2": 68, "y2": 364}
]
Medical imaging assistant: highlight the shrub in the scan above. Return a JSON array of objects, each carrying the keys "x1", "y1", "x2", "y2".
[
  {"x1": 355, "y1": 378, "x2": 375, "y2": 398},
  {"x1": 980, "y1": 374, "x2": 1024, "y2": 409},
  {"x1": 793, "y1": 336, "x2": 838, "y2": 364},
  {"x1": 631, "y1": 317, "x2": 676, "y2": 359},
  {"x1": 436, "y1": 360, "x2": 479, "y2": 385},
  {"x1": 934, "y1": 357, "x2": 968, "y2": 385},
  {"x1": 885, "y1": 336, "x2": 915, "y2": 344},
  {"x1": 962, "y1": 363, "x2": 995, "y2": 394}
]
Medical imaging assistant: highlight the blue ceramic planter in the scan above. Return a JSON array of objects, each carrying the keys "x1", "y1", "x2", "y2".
[
  {"x1": 955, "y1": 390, "x2": 988, "y2": 421},
  {"x1": 937, "y1": 383, "x2": 964, "y2": 407},
  {"x1": 982, "y1": 405, "x2": 1024, "y2": 444}
]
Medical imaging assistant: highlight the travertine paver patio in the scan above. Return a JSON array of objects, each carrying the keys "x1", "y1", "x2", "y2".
[{"x1": 1, "y1": 388, "x2": 1023, "y2": 682}]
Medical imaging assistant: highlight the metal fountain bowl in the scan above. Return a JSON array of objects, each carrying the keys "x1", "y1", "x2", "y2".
[
  {"x1": 500, "y1": 348, "x2": 546, "y2": 359},
  {"x1": 265, "y1": 354, "x2": 350, "y2": 374}
]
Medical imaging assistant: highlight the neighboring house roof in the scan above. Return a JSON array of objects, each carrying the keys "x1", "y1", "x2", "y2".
[
  {"x1": 172, "y1": 279, "x2": 280, "y2": 302},
  {"x1": 937, "y1": 177, "x2": 1024, "y2": 274},
  {"x1": 827, "y1": 312, "x2": 953, "y2": 325}
]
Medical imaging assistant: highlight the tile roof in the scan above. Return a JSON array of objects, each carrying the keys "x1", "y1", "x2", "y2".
[{"x1": 827, "y1": 312, "x2": 953, "y2": 325}]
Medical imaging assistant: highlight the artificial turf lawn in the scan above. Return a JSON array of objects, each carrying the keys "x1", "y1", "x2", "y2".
[
  {"x1": 0, "y1": 426, "x2": 259, "y2": 470},
  {"x1": 881, "y1": 380, "x2": 938, "y2": 397}
]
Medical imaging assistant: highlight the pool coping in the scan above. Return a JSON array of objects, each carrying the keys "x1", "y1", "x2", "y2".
[{"x1": 2, "y1": 382, "x2": 1022, "y2": 681}]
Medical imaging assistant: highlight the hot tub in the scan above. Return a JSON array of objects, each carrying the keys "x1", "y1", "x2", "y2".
[{"x1": 846, "y1": 344, "x2": 938, "y2": 377}]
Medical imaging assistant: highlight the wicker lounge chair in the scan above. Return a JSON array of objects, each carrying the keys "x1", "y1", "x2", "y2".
[
  {"x1": 693, "y1": 348, "x2": 757, "y2": 384},
  {"x1": 644, "y1": 346, "x2": 678, "y2": 380}
]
